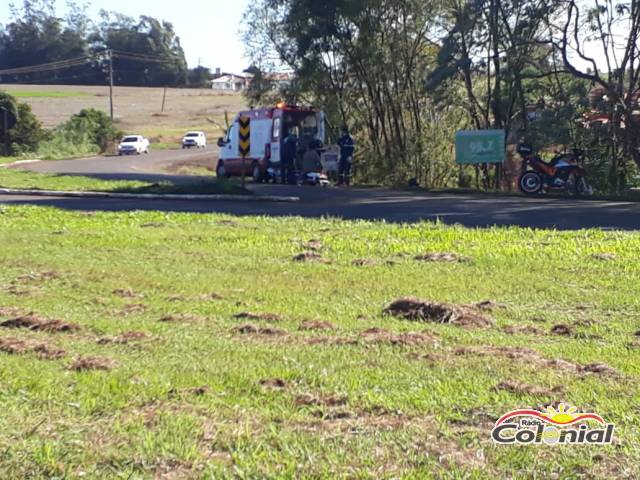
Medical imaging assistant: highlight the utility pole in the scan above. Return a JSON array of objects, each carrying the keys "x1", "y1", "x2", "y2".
[
  {"x1": 161, "y1": 86, "x2": 167, "y2": 113},
  {"x1": 108, "y1": 49, "x2": 114, "y2": 121}
]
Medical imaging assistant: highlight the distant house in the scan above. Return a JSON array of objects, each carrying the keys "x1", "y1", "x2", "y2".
[
  {"x1": 265, "y1": 72, "x2": 295, "y2": 90},
  {"x1": 209, "y1": 68, "x2": 295, "y2": 92},
  {"x1": 210, "y1": 71, "x2": 249, "y2": 92}
]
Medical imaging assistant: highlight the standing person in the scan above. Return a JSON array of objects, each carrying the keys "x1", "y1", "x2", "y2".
[
  {"x1": 338, "y1": 126, "x2": 355, "y2": 186},
  {"x1": 282, "y1": 127, "x2": 298, "y2": 184}
]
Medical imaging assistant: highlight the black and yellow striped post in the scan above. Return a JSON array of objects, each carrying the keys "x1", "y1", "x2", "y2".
[{"x1": 239, "y1": 115, "x2": 250, "y2": 187}]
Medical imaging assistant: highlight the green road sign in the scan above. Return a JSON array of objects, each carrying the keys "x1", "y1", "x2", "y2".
[{"x1": 455, "y1": 129, "x2": 505, "y2": 165}]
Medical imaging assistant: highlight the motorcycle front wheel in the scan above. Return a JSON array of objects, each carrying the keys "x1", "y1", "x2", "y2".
[{"x1": 519, "y1": 172, "x2": 543, "y2": 195}]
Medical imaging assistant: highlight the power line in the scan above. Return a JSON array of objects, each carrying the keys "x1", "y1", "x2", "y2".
[
  {"x1": 0, "y1": 56, "x2": 94, "y2": 75},
  {"x1": 0, "y1": 50, "x2": 182, "y2": 77},
  {"x1": 111, "y1": 51, "x2": 183, "y2": 64},
  {"x1": 0, "y1": 50, "x2": 185, "y2": 121},
  {"x1": 4, "y1": 70, "x2": 103, "y2": 84}
]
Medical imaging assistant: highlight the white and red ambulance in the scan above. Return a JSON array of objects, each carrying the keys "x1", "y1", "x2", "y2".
[{"x1": 216, "y1": 103, "x2": 325, "y2": 182}]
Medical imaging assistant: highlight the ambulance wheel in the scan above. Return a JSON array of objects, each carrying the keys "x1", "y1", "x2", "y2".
[
  {"x1": 216, "y1": 162, "x2": 229, "y2": 180},
  {"x1": 252, "y1": 162, "x2": 263, "y2": 183}
]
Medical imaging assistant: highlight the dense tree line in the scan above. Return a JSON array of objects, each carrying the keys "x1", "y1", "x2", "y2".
[
  {"x1": 244, "y1": 0, "x2": 640, "y2": 193},
  {"x1": 0, "y1": 0, "x2": 194, "y2": 87}
]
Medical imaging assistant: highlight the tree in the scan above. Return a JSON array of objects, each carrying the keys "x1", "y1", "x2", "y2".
[
  {"x1": 0, "y1": 90, "x2": 43, "y2": 155},
  {"x1": 0, "y1": 2, "x2": 189, "y2": 87},
  {"x1": 187, "y1": 66, "x2": 211, "y2": 88},
  {"x1": 427, "y1": 0, "x2": 566, "y2": 187},
  {"x1": 242, "y1": 65, "x2": 276, "y2": 106},
  {"x1": 243, "y1": 0, "x2": 640, "y2": 191},
  {"x1": 546, "y1": 0, "x2": 640, "y2": 191},
  {"x1": 0, "y1": 0, "x2": 89, "y2": 84},
  {"x1": 90, "y1": 12, "x2": 187, "y2": 87},
  {"x1": 244, "y1": 0, "x2": 450, "y2": 185}
]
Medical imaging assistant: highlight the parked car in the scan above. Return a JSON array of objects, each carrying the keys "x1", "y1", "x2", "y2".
[
  {"x1": 118, "y1": 135, "x2": 150, "y2": 155},
  {"x1": 182, "y1": 131, "x2": 207, "y2": 149}
]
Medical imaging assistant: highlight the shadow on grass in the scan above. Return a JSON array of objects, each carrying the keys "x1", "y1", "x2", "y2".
[
  {"x1": 108, "y1": 179, "x2": 252, "y2": 195},
  {"x1": 0, "y1": 168, "x2": 252, "y2": 196}
]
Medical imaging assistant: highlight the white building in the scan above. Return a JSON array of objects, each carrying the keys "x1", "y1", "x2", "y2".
[{"x1": 210, "y1": 73, "x2": 249, "y2": 92}]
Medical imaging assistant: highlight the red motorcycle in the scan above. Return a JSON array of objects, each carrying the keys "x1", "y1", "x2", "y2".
[{"x1": 517, "y1": 144, "x2": 592, "y2": 196}]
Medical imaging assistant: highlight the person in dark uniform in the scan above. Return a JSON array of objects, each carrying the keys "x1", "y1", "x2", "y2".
[
  {"x1": 282, "y1": 128, "x2": 299, "y2": 184},
  {"x1": 337, "y1": 126, "x2": 355, "y2": 185}
]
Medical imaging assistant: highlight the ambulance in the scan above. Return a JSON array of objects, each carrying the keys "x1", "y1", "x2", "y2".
[{"x1": 216, "y1": 103, "x2": 326, "y2": 182}]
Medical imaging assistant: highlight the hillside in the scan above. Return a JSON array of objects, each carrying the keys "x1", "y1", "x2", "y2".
[{"x1": 0, "y1": 84, "x2": 247, "y2": 146}]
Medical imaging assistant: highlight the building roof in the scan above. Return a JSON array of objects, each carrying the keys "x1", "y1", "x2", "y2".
[{"x1": 211, "y1": 73, "x2": 247, "y2": 82}]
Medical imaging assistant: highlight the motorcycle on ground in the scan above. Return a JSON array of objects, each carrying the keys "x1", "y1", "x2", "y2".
[
  {"x1": 265, "y1": 136, "x2": 329, "y2": 186},
  {"x1": 517, "y1": 143, "x2": 592, "y2": 196}
]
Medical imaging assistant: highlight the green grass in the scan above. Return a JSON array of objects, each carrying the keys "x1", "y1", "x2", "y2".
[
  {"x1": 151, "y1": 142, "x2": 180, "y2": 151},
  {"x1": 139, "y1": 120, "x2": 226, "y2": 146},
  {"x1": 0, "y1": 207, "x2": 639, "y2": 478},
  {"x1": 9, "y1": 90, "x2": 92, "y2": 98},
  {"x1": 0, "y1": 169, "x2": 248, "y2": 195}
]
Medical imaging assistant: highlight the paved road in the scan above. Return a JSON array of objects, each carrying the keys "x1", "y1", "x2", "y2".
[
  {"x1": 23, "y1": 145, "x2": 216, "y2": 184},
  {"x1": 2, "y1": 150, "x2": 640, "y2": 230}
]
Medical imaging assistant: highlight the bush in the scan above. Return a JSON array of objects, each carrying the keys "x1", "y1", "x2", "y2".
[
  {"x1": 0, "y1": 93, "x2": 119, "y2": 159},
  {"x1": 58, "y1": 108, "x2": 121, "y2": 152},
  {"x1": 36, "y1": 108, "x2": 122, "y2": 160},
  {"x1": 9, "y1": 103, "x2": 45, "y2": 155},
  {"x1": 0, "y1": 91, "x2": 44, "y2": 156},
  {"x1": 35, "y1": 132, "x2": 101, "y2": 160}
]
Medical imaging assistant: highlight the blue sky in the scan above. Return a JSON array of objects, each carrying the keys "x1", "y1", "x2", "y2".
[{"x1": 0, "y1": 0, "x2": 251, "y2": 73}]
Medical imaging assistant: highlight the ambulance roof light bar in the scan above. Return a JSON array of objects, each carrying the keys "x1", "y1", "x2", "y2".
[{"x1": 275, "y1": 101, "x2": 315, "y2": 111}]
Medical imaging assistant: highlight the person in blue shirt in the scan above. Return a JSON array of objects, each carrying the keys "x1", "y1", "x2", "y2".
[{"x1": 337, "y1": 126, "x2": 355, "y2": 185}]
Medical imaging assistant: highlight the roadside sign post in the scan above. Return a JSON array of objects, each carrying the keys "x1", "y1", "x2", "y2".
[
  {"x1": 239, "y1": 115, "x2": 251, "y2": 189},
  {"x1": 455, "y1": 129, "x2": 505, "y2": 165},
  {"x1": 455, "y1": 129, "x2": 505, "y2": 190}
]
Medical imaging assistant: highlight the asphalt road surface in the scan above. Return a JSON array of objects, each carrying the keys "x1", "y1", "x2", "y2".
[
  {"x1": 2, "y1": 148, "x2": 640, "y2": 230},
  {"x1": 22, "y1": 145, "x2": 216, "y2": 183}
]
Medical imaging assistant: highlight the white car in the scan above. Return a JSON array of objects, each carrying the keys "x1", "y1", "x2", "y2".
[
  {"x1": 182, "y1": 131, "x2": 207, "y2": 149},
  {"x1": 118, "y1": 135, "x2": 150, "y2": 155}
]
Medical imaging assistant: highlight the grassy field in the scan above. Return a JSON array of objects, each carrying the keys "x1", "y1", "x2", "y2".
[
  {"x1": 0, "y1": 206, "x2": 638, "y2": 478},
  {"x1": 9, "y1": 90, "x2": 92, "y2": 98},
  {"x1": 0, "y1": 168, "x2": 246, "y2": 195},
  {"x1": 1, "y1": 84, "x2": 245, "y2": 146}
]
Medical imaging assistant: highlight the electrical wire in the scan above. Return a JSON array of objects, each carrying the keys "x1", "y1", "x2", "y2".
[
  {"x1": 1, "y1": 70, "x2": 104, "y2": 84},
  {"x1": 112, "y1": 51, "x2": 182, "y2": 64},
  {"x1": 0, "y1": 56, "x2": 95, "y2": 75},
  {"x1": 0, "y1": 50, "x2": 183, "y2": 78}
]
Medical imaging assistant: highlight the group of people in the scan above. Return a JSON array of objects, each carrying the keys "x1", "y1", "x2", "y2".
[{"x1": 280, "y1": 126, "x2": 356, "y2": 186}]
